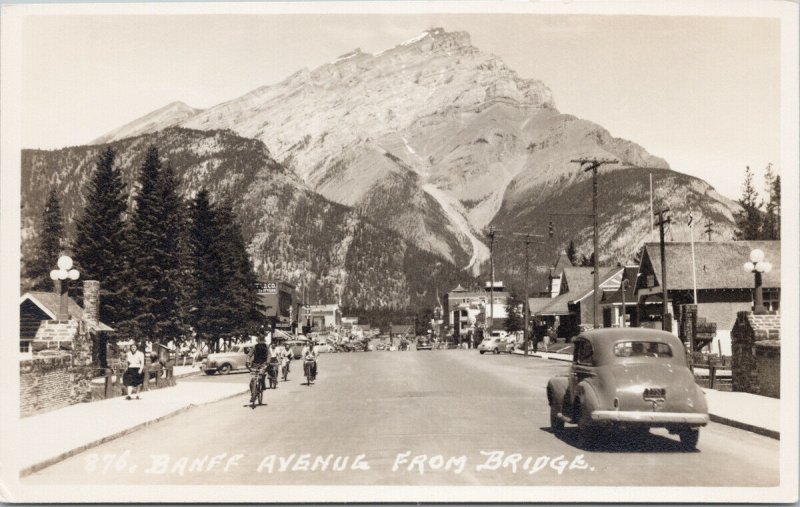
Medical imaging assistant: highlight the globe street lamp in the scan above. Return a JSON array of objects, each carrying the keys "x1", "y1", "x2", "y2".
[
  {"x1": 49, "y1": 255, "x2": 80, "y2": 321},
  {"x1": 743, "y1": 249, "x2": 773, "y2": 315}
]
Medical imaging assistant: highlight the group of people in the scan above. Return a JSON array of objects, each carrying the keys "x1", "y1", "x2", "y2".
[{"x1": 246, "y1": 336, "x2": 319, "y2": 393}]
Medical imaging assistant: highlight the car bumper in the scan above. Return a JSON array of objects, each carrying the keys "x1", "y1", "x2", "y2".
[{"x1": 591, "y1": 410, "x2": 709, "y2": 426}]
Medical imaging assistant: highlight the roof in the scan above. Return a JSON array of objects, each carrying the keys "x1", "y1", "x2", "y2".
[
  {"x1": 20, "y1": 291, "x2": 114, "y2": 332},
  {"x1": 641, "y1": 241, "x2": 780, "y2": 291},
  {"x1": 601, "y1": 266, "x2": 639, "y2": 305},
  {"x1": 450, "y1": 284, "x2": 468, "y2": 293},
  {"x1": 528, "y1": 297, "x2": 553, "y2": 314},
  {"x1": 536, "y1": 267, "x2": 595, "y2": 316},
  {"x1": 308, "y1": 304, "x2": 340, "y2": 312},
  {"x1": 550, "y1": 252, "x2": 574, "y2": 279},
  {"x1": 572, "y1": 267, "x2": 625, "y2": 303}
]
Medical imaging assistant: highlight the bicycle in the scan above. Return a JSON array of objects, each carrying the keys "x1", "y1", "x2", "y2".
[
  {"x1": 281, "y1": 358, "x2": 290, "y2": 381},
  {"x1": 248, "y1": 364, "x2": 266, "y2": 408},
  {"x1": 303, "y1": 359, "x2": 316, "y2": 386}
]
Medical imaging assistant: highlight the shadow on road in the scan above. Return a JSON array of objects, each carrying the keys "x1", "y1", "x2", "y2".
[{"x1": 539, "y1": 427, "x2": 700, "y2": 454}]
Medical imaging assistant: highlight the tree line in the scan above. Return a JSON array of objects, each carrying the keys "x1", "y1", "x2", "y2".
[
  {"x1": 734, "y1": 164, "x2": 780, "y2": 241},
  {"x1": 27, "y1": 146, "x2": 263, "y2": 348}
]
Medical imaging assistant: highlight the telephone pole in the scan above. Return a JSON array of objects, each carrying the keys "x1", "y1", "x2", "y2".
[
  {"x1": 571, "y1": 157, "x2": 618, "y2": 328},
  {"x1": 513, "y1": 232, "x2": 545, "y2": 355},
  {"x1": 704, "y1": 221, "x2": 714, "y2": 241},
  {"x1": 655, "y1": 208, "x2": 672, "y2": 331},
  {"x1": 485, "y1": 225, "x2": 498, "y2": 335}
]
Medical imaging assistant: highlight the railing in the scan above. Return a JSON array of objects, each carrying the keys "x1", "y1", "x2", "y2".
[{"x1": 690, "y1": 352, "x2": 732, "y2": 390}]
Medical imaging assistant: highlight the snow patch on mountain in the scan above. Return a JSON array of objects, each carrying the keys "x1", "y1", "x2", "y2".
[{"x1": 423, "y1": 183, "x2": 490, "y2": 274}]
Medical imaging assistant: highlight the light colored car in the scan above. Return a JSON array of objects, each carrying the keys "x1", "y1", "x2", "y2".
[
  {"x1": 478, "y1": 337, "x2": 514, "y2": 354},
  {"x1": 203, "y1": 344, "x2": 254, "y2": 375},
  {"x1": 547, "y1": 328, "x2": 709, "y2": 450},
  {"x1": 416, "y1": 338, "x2": 432, "y2": 350}
]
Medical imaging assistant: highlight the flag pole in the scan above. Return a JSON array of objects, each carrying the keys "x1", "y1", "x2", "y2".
[{"x1": 689, "y1": 213, "x2": 698, "y2": 304}]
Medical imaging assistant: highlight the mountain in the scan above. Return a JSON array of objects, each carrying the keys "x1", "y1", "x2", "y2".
[
  {"x1": 91, "y1": 102, "x2": 204, "y2": 145},
  {"x1": 87, "y1": 27, "x2": 740, "y2": 286},
  {"x1": 21, "y1": 128, "x2": 477, "y2": 310}
]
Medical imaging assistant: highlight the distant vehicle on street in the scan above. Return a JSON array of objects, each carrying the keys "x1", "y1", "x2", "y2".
[
  {"x1": 478, "y1": 336, "x2": 514, "y2": 354},
  {"x1": 546, "y1": 328, "x2": 709, "y2": 450},
  {"x1": 203, "y1": 344, "x2": 253, "y2": 375},
  {"x1": 416, "y1": 337, "x2": 432, "y2": 350},
  {"x1": 285, "y1": 339, "x2": 309, "y2": 359}
]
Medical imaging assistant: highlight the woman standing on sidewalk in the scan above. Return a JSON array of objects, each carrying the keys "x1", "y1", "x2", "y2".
[{"x1": 123, "y1": 343, "x2": 145, "y2": 400}]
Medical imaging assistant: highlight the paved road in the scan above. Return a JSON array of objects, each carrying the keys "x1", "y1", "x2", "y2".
[{"x1": 24, "y1": 350, "x2": 779, "y2": 486}]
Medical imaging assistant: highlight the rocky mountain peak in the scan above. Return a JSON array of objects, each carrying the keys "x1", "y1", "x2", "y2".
[{"x1": 397, "y1": 27, "x2": 472, "y2": 53}]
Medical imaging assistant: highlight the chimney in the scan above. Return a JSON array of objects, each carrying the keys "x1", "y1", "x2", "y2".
[{"x1": 83, "y1": 280, "x2": 100, "y2": 327}]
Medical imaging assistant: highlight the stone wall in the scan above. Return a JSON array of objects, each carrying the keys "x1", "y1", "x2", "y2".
[
  {"x1": 20, "y1": 352, "x2": 73, "y2": 417},
  {"x1": 731, "y1": 311, "x2": 780, "y2": 398},
  {"x1": 22, "y1": 319, "x2": 97, "y2": 417}
]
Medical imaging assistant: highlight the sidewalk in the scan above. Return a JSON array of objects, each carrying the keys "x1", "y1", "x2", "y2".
[
  {"x1": 509, "y1": 348, "x2": 779, "y2": 439},
  {"x1": 19, "y1": 378, "x2": 247, "y2": 477}
]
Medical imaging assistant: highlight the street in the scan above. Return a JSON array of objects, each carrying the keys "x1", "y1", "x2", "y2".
[{"x1": 24, "y1": 350, "x2": 779, "y2": 486}]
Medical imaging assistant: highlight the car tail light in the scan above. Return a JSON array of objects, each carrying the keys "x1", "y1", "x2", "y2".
[{"x1": 643, "y1": 388, "x2": 666, "y2": 401}]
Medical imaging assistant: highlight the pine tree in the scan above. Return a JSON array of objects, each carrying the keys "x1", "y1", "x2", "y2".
[
  {"x1": 580, "y1": 251, "x2": 595, "y2": 267},
  {"x1": 188, "y1": 189, "x2": 227, "y2": 346},
  {"x1": 772, "y1": 174, "x2": 781, "y2": 240},
  {"x1": 762, "y1": 164, "x2": 779, "y2": 240},
  {"x1": 566, "y1": 240, "x2": 577, "y2": 265},
  {"x1": 215, "y1": 202, "x2": 261, "y2": 338},
  {"x1": 734, "y1": 166, "x2": 763, "y2": 240},
  {"x1": 504, "y1": 293, "x2": 524, "y2": 333},
  {"x1": 128, "y1": 146, "x2": 189, "y2": 343},
  {"x1": 73, "y1": 147, "x2": 132, "y2": 328},
  {"x1": 28, "y1": 189, "x2": 64, "y2": 290}
]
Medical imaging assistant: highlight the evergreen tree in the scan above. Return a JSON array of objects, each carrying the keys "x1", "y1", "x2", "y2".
[
  {"x1": 772, "y1": 174, "x2": 781, "y2": 240},
  {"x1": 734, "y1": 166, "x2": 763, "y2": 240},
  {"x1": 28, "y1": 189, "x2": 64, "y2": 290},
  {"x1": 215, "y1": 202, "x2": 261, "y2": 338},
  {"x1": 580, "y1": 251, "x2": 595, "y2": 267},
  {"x1": 504, "y1": 293, "x2": 524, "y2": 333},
  {"x1": 72, "y1": 147, "x2": 132, "y2": 328},
  {"x1": 128, "y1": 146, "x2": 189, "y2": 343},
  {"x1": 188, "y1": 189, "x2": 226, "y2": 347},
  {"x1": 566, "y1": 240, "x2": 577, "y2": 266},
  {"x1": 762, "y1": 164, "x2": 779, "y2": 240}
]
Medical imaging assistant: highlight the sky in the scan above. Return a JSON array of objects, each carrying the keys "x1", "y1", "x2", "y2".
[{"x1": 21, "y1": 12, "x2": 781, "y2": 200}]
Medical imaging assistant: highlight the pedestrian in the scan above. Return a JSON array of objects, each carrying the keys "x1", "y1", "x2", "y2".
[{"x1": 123, "y1": 342, "x2": 145, "y2": 400}]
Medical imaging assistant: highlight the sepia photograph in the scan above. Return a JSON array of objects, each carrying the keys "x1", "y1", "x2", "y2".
[{"x1": 0, "y1": 0, "x2": 797, "y2": 503}]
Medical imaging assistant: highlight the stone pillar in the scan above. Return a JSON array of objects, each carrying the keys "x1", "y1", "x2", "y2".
[{"x1": 82, "y1": 280, "x2": 100, "y2": 328}]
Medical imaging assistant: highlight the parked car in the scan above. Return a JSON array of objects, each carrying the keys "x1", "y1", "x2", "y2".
[
  {"x1": 203, "y1": 344, "x2": 254, "y2": 375},
  {"x1": 546, "y1": 328, "x2": 709, "y2": 450},
  {"x1": 478, "y1": 336, "x2": 514, "y2": 354},
  {"x1": 416, "y1": 338, "x2": 432, "y2": 350}
]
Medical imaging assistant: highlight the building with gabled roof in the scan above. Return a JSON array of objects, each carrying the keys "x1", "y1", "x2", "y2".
[
  {"x1": 20, "y1": 290, "x2": 113, "y2": 353},
  {"x1": 634, "y1": 240, "x2": 780, "y2": 355}
]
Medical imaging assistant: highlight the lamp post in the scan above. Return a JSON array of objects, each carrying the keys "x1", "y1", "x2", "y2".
[
  {"x1": 743, "y1": 249, "x2": 773, "y2": 315},
  {"x1": 49, "y1": 255, "x2": 80, "y2": 321}
]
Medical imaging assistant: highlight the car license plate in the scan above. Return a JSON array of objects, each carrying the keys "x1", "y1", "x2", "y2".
[{"x1": 643, "y1": 387, "x2": 666, "y2": 401}]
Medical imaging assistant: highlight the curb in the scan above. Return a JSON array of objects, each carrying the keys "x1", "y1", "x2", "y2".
[
  {"x1": 709, "y1": 414, "x2": 780, "y2": 440},
  {"x1": 19, "y1": 387, "x2": 248, "y2": 478}
]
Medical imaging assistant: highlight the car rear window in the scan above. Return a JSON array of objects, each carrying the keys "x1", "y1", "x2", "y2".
[{"x1": 613, "y1": 341, "x2": 672, "y2": 358}]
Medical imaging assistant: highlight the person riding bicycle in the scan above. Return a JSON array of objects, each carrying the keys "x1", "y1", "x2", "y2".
[
  {"x1": 266, "y1": 342, "x2": 280, "y2": 387},
  {"x1": 301, "y1": 341, "x2": 318, "y2": 379},
  {"x1": 246, "y1": 336, "x2": 269, "y2": 391},
  {"x1": 278, "y1": 342, "x2": 291, "y2": 378}
]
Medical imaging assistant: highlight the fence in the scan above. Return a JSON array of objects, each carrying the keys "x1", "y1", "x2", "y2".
[{"x1": 94, "y1": 363, "x2": 175, "y2": 400}]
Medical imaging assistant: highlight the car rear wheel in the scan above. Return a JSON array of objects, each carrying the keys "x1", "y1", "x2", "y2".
[
  {"x1": 479, "y1": 351, "x2": 485, "y2": 355},
  {"x1": 550, "y1": 405, "x2": 565, "y2": 435},
  {"x1": 678, "y1": 428, "x2": 699, "y2": 450},
  {"x1": 577, "y1": 403, "x2": 600, "y2": 449},
  {"x1": 218, "y1": 363, "x2": 232, "y2": 375},
  {"x1": 493, "y1": 348, "x2": 499, "y2": 355},
  {"x1": 204, "y1": 371, "x2": 216, "y2": 376}
]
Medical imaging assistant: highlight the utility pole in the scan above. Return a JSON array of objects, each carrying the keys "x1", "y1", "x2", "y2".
[
  {"x1": 485, "y1": 225, "x2": 498, "y2": 336},
  {"x1": 688, "y1": 213, "x2": 698, "y2": 304},
  {"x1": 704, "y1": 221, "x2": 714, "y2": 242},
  {"x1": 513, "y1": 232, "x2": 545, "y2": 355},
  {"x1": 655, "y1": 208, "x2": 672, "y2": 332},
  {"x1": 571, "y1": 158, "x2": 618, "y2": 328}
]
